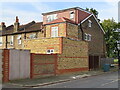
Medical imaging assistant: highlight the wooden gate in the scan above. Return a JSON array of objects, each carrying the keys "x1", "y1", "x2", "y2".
[
  {"x1": 89, "y1": 55, "x2": 99, "y2": 70},
  {"x1": 9, "y1": 49, "x2": 30, "y2": 80},
  {"x1": 30, "y1": 54, "x2": 57, "y2": 78}
]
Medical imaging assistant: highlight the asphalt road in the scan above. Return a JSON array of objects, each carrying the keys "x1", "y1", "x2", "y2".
[{"x1": 37, "y1": 71, "x2": 119, "y2": 88}]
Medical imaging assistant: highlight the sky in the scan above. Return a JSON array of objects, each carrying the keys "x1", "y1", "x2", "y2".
[{"x1": 0, "y1": 0, "x2": 119, "y2": 26}]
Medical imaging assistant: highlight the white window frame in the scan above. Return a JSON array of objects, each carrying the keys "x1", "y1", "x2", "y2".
[
  {"x1": 84, "y1": 33, "x2": 88, "y2": 41},
  {"x1": 47, "y1": 49, "x2": 54, "y2": 54},
  {"x1": 10, "y1": 36, "x2": 14, "y2": 45},
  {"x1": 0, "y1": 37, "x2": 2, "y2": 46},
  {"x1": 47, "y1": 14, "x2": 57, "y2": 22},
  {"x1": 84, "y1": 33, "x2": 91, "y2": 41},
  {"x1": 17, "y1": 35, "x2": 22, "y2": 45},
  {"x1": 51, "y1": 27, "x2": 58, "y2": 37},
  {"x1": 88, "y1": 20, "x2": 92, "y2": 27},
  {"x1": 70, "y1": 11, "x2": 74, "y2": 19}
]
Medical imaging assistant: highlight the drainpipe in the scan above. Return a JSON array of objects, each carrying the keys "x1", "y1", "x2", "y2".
[{"x1": 78, "y1": 23, "x2": 84, "y2": 41}]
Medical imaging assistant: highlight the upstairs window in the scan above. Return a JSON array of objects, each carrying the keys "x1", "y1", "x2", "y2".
[
  {"x1": 88, "y1": 20, "x2": 92, "y2": 27},
  {"x1": 29, "y1": 34, "x2": 37, "y2": 39},
  {"x1": 51, "y1": 27, "x2": 58, "y2": 37},
  {"x1": 70, "y1": 11, "x2": 74, "y2": 19},
  {"x1": 84, "y1": 33, "x2": 91, "y2": 41},
  {"x1": 47, "y1": 14, "x2": 57, "y2": 22},
  {"x1": 10, "y1": 36, "x2": 14, "y2": 45},
  {"x1": 0, "y1": 37, "x2": 2, "y2": 46},
  {"x1": 17, "y1": 35, "x2": 22, "y2": 45}
]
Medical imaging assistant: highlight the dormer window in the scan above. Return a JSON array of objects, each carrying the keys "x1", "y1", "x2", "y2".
[
  {"x1": 47, "y1": 14, "x2": 57, "y2": 22},
  {"x1": 88, "y1": 20, "x2": 92, "y2": 27},
  {"x1": 70, "y1": 11, "x2": 74, "y2": 19}
]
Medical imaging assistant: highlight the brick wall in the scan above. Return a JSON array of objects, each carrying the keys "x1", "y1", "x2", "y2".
[
  {"x1": 0, "y1": 36, "x2": 6, "y2": 49},
  {"x1": 2, "y1": 49, "x2": 9, "y2": 82},
  {"x1": 23, "y1": 37, "x2": 62, "y2": 54},
  {"x1": 56, "y1": 37, "x2": 88, "y2": 74},
  {"x1": 66, "y1": 23, "x2": 78, "y2": 40},
  {"x1": 31, "y1": 54, "x2": 57, "y2": 78},
  {"x1": 0, "y1": 50, "x2": 3, "y2": 83},
  {"x1": 0, "y1": 31, "x2": 44, "y2": 50},
  {"x1": 81, "y1": 16, "x2": 106, "y2": 57},
  {"x1": 45, "y1": 23, "x2": 66, "y2": 38}
]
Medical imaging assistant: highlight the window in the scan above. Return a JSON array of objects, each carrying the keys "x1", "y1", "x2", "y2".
[
  {"x1": 70, "y1": 11, "x2": 74, "y2": 19},
  {"x1": 47, "y1": 14, "x2": 57, "y2": 22},
  {"x1": 47, "y1": 49, "x2": 54, "y2": 54},
  {"x1": 88, "y1": 20, "x2": 92, "y2": 27},
  {"x1": 84, "y1": 33, "x2": 88, "y2": 41},
  {"x1": 0, "y1": 37, "x2": 2, "y2": 46},
  {"x1": 17, "y1": 35, "x2": 22, "y2": 45},
  {"x1": 10, "y1": 36, "x2": 14, "y2": 45},
  {"x1": 51, "y1": 27, "x2": 58, "y2": 37},
  {"x1": 29, "y1": 34, "x2": 37, "y2": 39},
  {"x1": 84, "y1": 33, "x2": 91, "y2": 41}
]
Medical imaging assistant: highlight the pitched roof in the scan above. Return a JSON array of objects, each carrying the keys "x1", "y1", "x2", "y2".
[
  {"x1": 0, "y1": 21, "x2": 43, "y2": 36},
  {"x1": 44, "y1": 17, "x2": 76, "y2": 25}
]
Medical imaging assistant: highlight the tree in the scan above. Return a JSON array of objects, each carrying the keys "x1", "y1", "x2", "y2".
[
  {"x1": 101, "y1": 19, "x2": 119, "y2": 58},
  {"x1": 85, "y1": 8, "x2": 98, "y2": 18}
]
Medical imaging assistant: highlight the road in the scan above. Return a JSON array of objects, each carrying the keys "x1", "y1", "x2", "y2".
[{"x1": 37, "y1": 71, "x2": 119, "y2": 88}]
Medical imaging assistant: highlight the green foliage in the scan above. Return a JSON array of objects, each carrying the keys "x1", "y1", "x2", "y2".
[
  {"x1": 101, "y1": 19, "x2": 120, "y2": 58},
  {"x1": 85, "y1": 8, "x2": 98, "y2": 18}
]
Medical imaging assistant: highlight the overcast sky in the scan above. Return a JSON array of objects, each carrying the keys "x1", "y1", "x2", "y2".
[{"x1": 0, "y1": 0, "x2": 119, "y2": 26}]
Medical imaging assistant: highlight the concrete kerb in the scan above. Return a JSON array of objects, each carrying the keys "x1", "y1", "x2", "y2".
[{"x1": 22, "y1": 69, "x2": 118, "y2": 88}]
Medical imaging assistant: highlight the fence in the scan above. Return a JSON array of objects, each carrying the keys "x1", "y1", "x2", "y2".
[{"x1": 100, "y1": 58, "x2": 114, "y2": 67}]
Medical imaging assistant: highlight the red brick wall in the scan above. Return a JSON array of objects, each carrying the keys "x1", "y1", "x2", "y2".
[
  {"x1": 2, "y1": 49, "x2": 9, "y2": 82},
  {"x1": 43, "y1": 9, "x2": 77, "y2": 24}
]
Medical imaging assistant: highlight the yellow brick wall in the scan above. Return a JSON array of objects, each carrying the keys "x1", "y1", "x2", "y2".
[
  {"x1": 0, "y1": 31, "x2": 44, "y2": 49},
  {"x1": 45, "y1": 23, "x2": 66, "y2": 38},
  {"x1": 57, "y1": 38, "x2": 88, "y2": 70},
  {"x1": 7, "y1": 35, "x2": 15, "y2": 49},
  {"x1": 23, "y1": 37, "x2": 62, "y2": 54},
  {"x1": 0, "y1": 36, "x2": 6, "y2": 49},
  {"x1": 66, "y1": 23, "x2": 78, "y2": 40}
]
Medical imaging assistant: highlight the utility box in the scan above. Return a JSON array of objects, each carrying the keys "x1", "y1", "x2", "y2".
[{"x1": 103, "y1": 64, "x2": 110, "y2": 72}]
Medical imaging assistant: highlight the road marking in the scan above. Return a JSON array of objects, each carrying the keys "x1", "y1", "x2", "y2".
[{"x1": 101, "y1": 79, "x2": 118, "y2": 86}]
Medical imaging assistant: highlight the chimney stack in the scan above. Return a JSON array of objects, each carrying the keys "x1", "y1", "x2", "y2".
[
  {"x1": 0, "y1": 22, "x2": 6, "y2": 31},
  {"x1": 14, "y1": 16, "x2": 20, "y2": 32}
]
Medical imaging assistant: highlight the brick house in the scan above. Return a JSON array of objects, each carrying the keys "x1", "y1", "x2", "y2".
[{"x1": 0, "y1": 7, "x2": 106, "y2": 76}]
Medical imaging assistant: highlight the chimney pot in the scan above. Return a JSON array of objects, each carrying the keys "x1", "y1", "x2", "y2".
[
  {"x1": 16, "y1": 16, "x2": 19, "y2": 22},
  {"x1": 1, "y1": 22, "x2": 5, "y2": 26}
]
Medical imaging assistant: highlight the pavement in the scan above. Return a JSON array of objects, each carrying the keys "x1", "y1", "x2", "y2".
[
  {"x1": 2, "y1": 66, "x2": 119, "y2": 88},
  {"x1": 38, "y1": 71, "x2": 118, "y2": 88}
]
